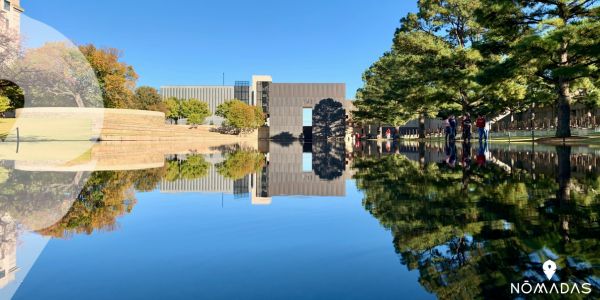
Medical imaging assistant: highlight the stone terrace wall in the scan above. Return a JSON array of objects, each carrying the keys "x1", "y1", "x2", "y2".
[{"x1": 10, "y1": 107, "x2": 257, "y2": 143}]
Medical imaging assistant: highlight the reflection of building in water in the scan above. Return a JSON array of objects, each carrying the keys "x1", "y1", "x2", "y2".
[
  {"x1": 0, "y1": 214, "x2": 17, "y2": 288},
  {"x1": 255, "y1": 142, "x2": 352, "y2": 199},
  {"x1": 158, "y1": 154, "x2": 251, "y2": 198},
  {"x1": 158, "y1": 142, "x2": 353, "y2": 204}
]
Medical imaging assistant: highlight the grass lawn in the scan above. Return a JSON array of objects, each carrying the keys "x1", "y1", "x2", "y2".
[{"x1": 0, "y1": 117, "x2": 94, "y2": 141}]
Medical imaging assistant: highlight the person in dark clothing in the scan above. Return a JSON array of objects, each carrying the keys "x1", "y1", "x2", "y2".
[
  {"x1": 449, "y1": 115, "x2": 457, "y2": 141},
  {"x1": 462, "y1": 113, "x2": 472, "y2": 142},
  {"x1": 444, "y1": 117, "x2": 451, "y2": 141}
]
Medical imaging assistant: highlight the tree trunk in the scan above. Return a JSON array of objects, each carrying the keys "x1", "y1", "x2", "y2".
[
  {"x1": 418, "y1": 113, "x2": 426, "y2": 139},
  {"x1": 556, "y1": 78, "x2": 572, "y2": 138},
  {"x1": 74, "y1": 94, "x2": 85, "y2": 108},
  {"x1": 556, "y1": 39, "x2": 572, "y2": 138}
]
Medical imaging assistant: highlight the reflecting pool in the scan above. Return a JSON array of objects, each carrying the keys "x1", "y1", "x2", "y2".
[{"x1": 1, "y1": 140, "x2": 599, "y2": 299}]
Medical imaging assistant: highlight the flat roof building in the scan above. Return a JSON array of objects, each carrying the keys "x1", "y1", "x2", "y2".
[{"x1": 161, "y1": 75, "x2": 352, "y2": 139}]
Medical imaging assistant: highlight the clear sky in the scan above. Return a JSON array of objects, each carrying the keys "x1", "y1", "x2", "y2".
[{"x1": 23, "y1": 0, "x2": 416, "y2": 99}]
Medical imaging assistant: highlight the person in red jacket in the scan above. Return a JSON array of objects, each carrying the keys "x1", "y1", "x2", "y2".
[{"x1": 476, "y1": 115, "x2": 487, "y2": 143}]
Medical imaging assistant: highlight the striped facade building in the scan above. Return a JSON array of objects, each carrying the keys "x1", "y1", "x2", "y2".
[
  {"x1": 159, "y1": 153, "x2": 250, "y2": 197},
  {"x1": 159, "y1": 165, "x2": 235, "y2": 194},
  {"x1": 160, "y1": 86, "x2": 235, "y2": 125}
]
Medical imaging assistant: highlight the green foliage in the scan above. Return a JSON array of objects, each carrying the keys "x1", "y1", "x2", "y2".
[
  {"x1": 217, "y1": 150, "x2": 265, "y2": 180},
  {"x1": 0, "y1": 96, "x2": 11, "y2": 113},
  {"x1": 180, "y1": 99, "x2": 210, "y2": 125},
  {"x1": 357, "y1": 0, "x2": 600, "y2": 138},
  {"x1": 353, "y1": 144, "x2": 600, "y2": 298},
  {"x1": 134, "y1": 86, "x2": 162, "y2": 110},
  {"x1": 164, "y1": 97, "x2": 181, "y2": 123},
  {"x1": 0, "y1": 80, "x2": 24, "y2": 110},
  {"x1": 216, "y1": 99, "x2": 265, "y2": 134},
  {"x1": 355, "y1": 0, "x2": 526, "y2": 136},
  {"x1": 165, "y1": 155, "x2": 210, "y2": 181},
  {"x1": 479, "y1": 0, "x2": 600, "y2": 137}
]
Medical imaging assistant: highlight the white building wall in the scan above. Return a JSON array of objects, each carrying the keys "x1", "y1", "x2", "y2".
[{"x1": 0, "y1": 0, "x2": 23, "y2": 35}]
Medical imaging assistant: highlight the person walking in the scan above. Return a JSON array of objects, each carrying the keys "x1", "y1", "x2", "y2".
[
  {"x1": 385, "y1": 128, "x2": 391, "y2": 140},
  {"x1": 476, "y1": 114, "x2": 488, "y2": 143},
  {"x1": 462, "y1": 113, "x2": 472, "y2": 142}
]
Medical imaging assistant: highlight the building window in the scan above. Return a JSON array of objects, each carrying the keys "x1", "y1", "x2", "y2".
[
  {"x1": 234, "y1": 81, "x2": 250, "y2": 104},
  {"x1": 303, "y1": 108, "x2": 313, "y2": 126},
  {"x1": 3, "y1": 1, "x2": 10, "y2": 11}
]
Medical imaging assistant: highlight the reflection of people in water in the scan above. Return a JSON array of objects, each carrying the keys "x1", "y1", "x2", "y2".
[
  {"x1": 462, "y1": 140, "x2": 472, "y2": 166},
  {"x1": 455, "y1": 236, "x2": 468, "y2": 267},
  {"x1": 462, "y1": 140, "x2": 472, "y2": 191},
  {"x1": 385, "y1": 141, "x2": 391, "y2": 152},
  {"x1": 476, "y1": 142, "x2": 487, "y2": 167},
  {"x1": 445, "y1": 140, "x2": 457, "y2": 168}
]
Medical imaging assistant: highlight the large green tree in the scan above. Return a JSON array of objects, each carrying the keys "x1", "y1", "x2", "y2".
[
  {"x1": 355, "y1": 0, "x2": 528, "y2": 138},
  {"x1": 402, "y1": 1, "x2": 527, "y2": 115},
  {"x1": 480, "y1": 0, "x2": 600, "y2": 137}
]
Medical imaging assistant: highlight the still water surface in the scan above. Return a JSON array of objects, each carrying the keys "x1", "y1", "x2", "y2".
[{"x1": 1, "y1": 141, "x2": 599, "y2": 299}]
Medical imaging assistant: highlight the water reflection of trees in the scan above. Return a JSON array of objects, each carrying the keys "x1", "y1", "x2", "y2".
[
  {"x1": 312, "y1": 141, "x2": 345, "y2": 180},
  {"x1": 353, "y1": 145, "x2": 600, "y2": 299},
  {"x1": 164, "y1": 154, "x2": 210, "y2": 181},
  {"x1": 37, "y1": 154, "x2": 212, "y2": 238},
  {"x1": 216, "y1": 149, "x2": 265, "y2": 180},
  {"x1": 37, "y1": 167, "x2": 166, "y2": 238},
  {"x1": 0, "y1": 165, "x2": 87, "y2": 231}
]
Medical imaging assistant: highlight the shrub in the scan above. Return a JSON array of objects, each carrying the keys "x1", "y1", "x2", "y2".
[{"x1": 216, "y1": 99, "x2": 265, "y2": 134}]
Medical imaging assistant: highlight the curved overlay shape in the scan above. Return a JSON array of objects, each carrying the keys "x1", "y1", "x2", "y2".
[{"x1": 0, "y1": 14, "x2": 104, "y2": 231}]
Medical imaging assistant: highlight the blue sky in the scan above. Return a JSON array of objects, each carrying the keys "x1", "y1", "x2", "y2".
[{"x1": 23, "y1": 0, "x2": 416, "y2": 99}]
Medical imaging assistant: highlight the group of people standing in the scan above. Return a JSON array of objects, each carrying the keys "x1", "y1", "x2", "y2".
[
  {"x1": 444, "y1": 113, "x2": 489, "y2": 144},
  {"x1": 444, "y1": 113, "x2": 491, "y2": 169}
]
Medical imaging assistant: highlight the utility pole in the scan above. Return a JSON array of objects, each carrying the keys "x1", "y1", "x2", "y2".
[{"x1": 222, "y1": 73, "x2": 225, "y2": 86}]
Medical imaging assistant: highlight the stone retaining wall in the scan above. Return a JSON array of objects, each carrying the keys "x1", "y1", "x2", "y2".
[{"x1": 8, "y1": 107, "x2": 257, "y2": 143}]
